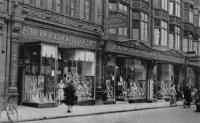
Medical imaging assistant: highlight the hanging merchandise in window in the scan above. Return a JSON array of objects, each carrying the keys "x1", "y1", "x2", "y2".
[
  {"x1": 23, "y1": 44, "x2": 57, "y2": 104},
  {"x1": 63, "y1": 50, "x2": 95, "y2": 101}
]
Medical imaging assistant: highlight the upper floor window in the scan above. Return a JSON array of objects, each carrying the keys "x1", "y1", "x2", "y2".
[
  {"x1": 169, "y1": 2, "x2": 174, "y2": 15},
  {"x1": 119, "y1": 3, "x2": 128, "y2": 13},
  {"x1": 194, "y1": 41, "x2": 198, "y2": 55},
  {"x1": 109, "y1": 2, "x2": 128, "y2": 13},
  {"x1": 30, "y1": 0, "x2": 40, "y2": 6},
  {"x1": 153, "y1": 0, "x2": 160, "y2": 8},
  {"x1": 55, "y1": 0, "x2": 61, "y2": 13},
  {"x1": 70, "y1": 0, "x2": 75, "y2": 17},
  {"x1": 169, "y1": 26, "x2": 180, "y2": 50},
  {"x1": 107, "y1": 27, "x2": 127, "y2": 36},
  {"x1": 183, "y1": 33, "x2": 194, "y2": 52},
  {"x1": 175, "y1": 1, "x2": 181, "y2": 17},
  {"x1": 199, "y1": 16, "x2": 200, "y2": 27},
  {"x1": 189, "y1": 11, "x2": 194, "y2": 23},
  {"x1": 175, "y1": 26, "x2": 180, "y2": 50},
  {"x1": 199, "y1": 42, "x2": 200, "y2": 55},
  {"x1": 161, "y1": 21, "x2": 168, "y2": 46},
  {"x1": 85, "y1": 0, "x2": 90, "y2": 20},
  {"x1": 109, "y1": 3, "x2": 117, "y2": 11},
  {"x1": 161, "y1": 0, "x2": 168, "y2": 11},
  {"x1": 154, "y1": 20, "x2": 168, "y2": 46},
  {"x1": 140, "y1": 13, "x2": 148, "y2": 42},
  {"x1": 0, "y1": 0, "x2": 3, "y2": 11}
]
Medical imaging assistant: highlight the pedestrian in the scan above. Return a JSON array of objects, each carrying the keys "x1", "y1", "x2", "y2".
[
  {"x1": 64, "y1": 80, "x2": 76, "y2": 113},
  {"x1": 170, "y1": 84, "x2": 177, "y2": 106},
  {"x1": 57, "y1": 79, "x2": 65, "y2": 104},
  {"x1": 183, "y1": 86, "x2": 192, "y2": 108}
]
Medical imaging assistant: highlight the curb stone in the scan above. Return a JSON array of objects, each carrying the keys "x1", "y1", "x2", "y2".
[{"x1": 9, "y1": 104, "x2": 184, "y2": 123}]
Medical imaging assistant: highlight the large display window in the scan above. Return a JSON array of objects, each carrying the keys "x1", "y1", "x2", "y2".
[
  {"x1": 23, "y1": 44, "x2": 57, "y2": 105},
  {"x1": 114, "y1": 58, "x2": 147, "y2": 101},
  {"x1": 104, "y1": 57, "x2": 147, "y2": 100},
  {"x1": 62, "y1": 50, "x2": 96, "y2": 101},
  {"x1": 157, "y1": 64, "x2": 174, "y2": 99},
  {"x1": 103, "y1": 56, "x2": 116, "y2": 101}
]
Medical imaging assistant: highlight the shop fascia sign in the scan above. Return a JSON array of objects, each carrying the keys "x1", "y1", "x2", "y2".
[
  {"x1": 104, "y1": 14, "x2": 128, "y2": 28},
  {"x1": 111, "y1": 43, "x2": 161, "y2": 58},
  {"x1": 22, "y1": 26, "x2": 97, "y2": 48}
]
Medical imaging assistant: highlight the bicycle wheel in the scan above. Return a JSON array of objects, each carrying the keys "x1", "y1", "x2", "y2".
[{"x1": 6, "y1": 104, "x2": 18, "y2": 123}]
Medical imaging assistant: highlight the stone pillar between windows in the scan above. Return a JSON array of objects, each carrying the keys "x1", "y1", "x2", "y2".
[{"x1": 9, "y1": 38, "x2": 19, "y2": 103}]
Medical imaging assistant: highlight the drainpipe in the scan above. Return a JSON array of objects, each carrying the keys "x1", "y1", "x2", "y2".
[{"x1": 150, "y1": 0, "x2": 154, "y2": 48}]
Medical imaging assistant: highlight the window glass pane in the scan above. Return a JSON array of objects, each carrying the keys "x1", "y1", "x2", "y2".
[
  {"x1": 176, "y1": 0, "x2": 180, "y2": 4},
  {"x1": 161, "y1": 0, "x2": 165, "y2": 9},
  {"x1": 199, "y1": 42, "x2": 200, "y2": 55},
  {"x1": 189, "y1": 11, "x2": 194, "y2": 23},
  {"x1": 132, "y1": 20, "x2": 140, "y2": 28},
  {"x1": 70, "y1": 0, "x2": 75, "y2": 16},
  {"x1": 154, "y1": 19, "x2": 160, "y2": 26},
  {"x1": 154, "y1": 28, "x2": 160, "y2": 45},
  {"x1": 109, "y1": 3, "x2": 117, "y2": 11},
  {"x1": 124, "y1": 5, "x2": 128, "y2": 12},
  {"x1": 189, "y1": 39, "x2": 193, "y2": 51},
  {"x1": 56, "y1": 0, "x2": 61, "y2": 13},
  {"x1": 119, "y1": 3, "x2": 123, "y2": 11},
  {"x1": 109, "y1": 28, "x2": 117, "y2": 34},
  {"x1": 183, "y1": 38, "x2": 188, "y2": 52},
  {"x1": 164, "y1": 30, "x2": 168, "y2": 46},
  {"x1": 141, "y1": 13, "x2": 145, "y2": 20},
  {"x1": 133, "y1": 11, "x2": 140, "y2": 20},
  {"x1": 85, "y1": 0, "x2": 90, "y2": 20},
  {"x1": 124, "y1": 27, "x2": 127, "y2": 36},
  {"x1": 153, "y1": 0, "x2": 160, "y2": 8},
  {"x1": 145, "y1": 23, "x2": 148, "y2": 41},
  {"x1": 169, "y1": 2, "x2": 174, "y2": 15},
  {"x1": 194, "y1": 42, "x2": 198, "y2": 54},
  {"x1": 161, "y1": 29, "x2": 165, "y2": 45},
  {"x1": 199, "y1": 16, "x2": 200, "y2": 27},
  {"x1": 145, "y1": 14, "x2": 148, "y2": 21},
  {"x1": 119, "y1": 28, "x2": 123, "y2": 35},
  {"x1": 140, "y1": 22, "x2": 144, "y2": 41},
  {"x1": 165, "y1": 0, "x2": 168, "y2": 11},
  {"x1": 169, "y1": 34, "x2": 174, "y2": 48},
  {"x1": 132, "y1": 29, "x2": 139, "y2": 40},
  {"x1": 176, "y1": 3, "x2": 180, "y2": 17},
  {"x1": 175, "y1": 34, "x2": 180, "y2": 50}
]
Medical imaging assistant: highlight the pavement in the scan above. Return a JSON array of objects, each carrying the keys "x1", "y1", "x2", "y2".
[{"x1": 1, "y1": 100, "x2": 185, "y2": 123}]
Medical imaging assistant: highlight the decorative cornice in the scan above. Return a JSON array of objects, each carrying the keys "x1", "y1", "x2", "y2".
[
  {"x1": 21, "y1": 4, "x2": 102, "y2": 35},
  {"x1": 163, "y1": 49, "x2": 184, "y2": 58}
]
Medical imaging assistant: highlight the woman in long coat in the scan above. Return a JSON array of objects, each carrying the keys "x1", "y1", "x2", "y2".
[{"x1": 64, "y1": 80, "x2": 76, "y2": 113}]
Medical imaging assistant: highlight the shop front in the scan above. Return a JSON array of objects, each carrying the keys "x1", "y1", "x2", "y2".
[
  {"x1": 103, "y1": 55, "x2": 148, "y2": 102},
  {"x1": 20, "y1": 43, "x2": 57, "y2": 107},
  {"x1": 156, "y1": 64, "x2": 174, "y2": 100},
  {"x1": 103, "y1": 41, "x2": 160, "y2": 103},
  {"x1": 18, "y1": 25, "x2": 99, "y2": 107},
  {"x1": 103, "y1": 41, "x2": 189, "y2": 103},
  {"x1": 57, "y1": 49, "x2": 96, "y2": 104}
]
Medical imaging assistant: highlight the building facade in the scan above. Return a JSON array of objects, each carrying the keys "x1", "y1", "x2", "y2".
[{"x1": 0, "y1": 0, "x2": 200, "y2": 107}]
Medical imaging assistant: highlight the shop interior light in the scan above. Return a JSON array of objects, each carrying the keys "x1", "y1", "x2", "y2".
[{"x1": 115, "y1": 66, "x2": 119, "y2": 69}]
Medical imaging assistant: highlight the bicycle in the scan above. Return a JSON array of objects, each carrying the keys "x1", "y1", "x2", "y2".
[{"x1": 0, "y1": 98, "x2": 18, "y2": 123}]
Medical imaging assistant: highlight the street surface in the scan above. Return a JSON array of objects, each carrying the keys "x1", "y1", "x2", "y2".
[{"x1": 23, "y1": 105, "x2": 200, "y2": 123}]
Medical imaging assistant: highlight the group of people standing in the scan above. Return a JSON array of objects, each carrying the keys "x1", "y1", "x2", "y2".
[
  {"x1": 57, "y1": 79, "x2": 77, "y2": 113},
  {"x1": 170, "y1": 83, "x2": 198, "y2": 108}
]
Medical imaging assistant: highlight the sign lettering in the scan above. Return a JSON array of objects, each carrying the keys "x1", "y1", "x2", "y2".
[
  {"x1": 22, "y1": 26, "x2": 97, "y2": 48},
  {"x1": 112, "y1": 44, "x2": 160, "y2": 58}
]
